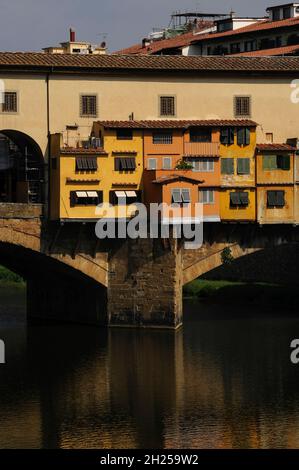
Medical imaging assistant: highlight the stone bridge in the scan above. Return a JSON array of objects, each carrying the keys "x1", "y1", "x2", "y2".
[{"x1": 1, "y1": 203, "x2": 299, "y2": 329}]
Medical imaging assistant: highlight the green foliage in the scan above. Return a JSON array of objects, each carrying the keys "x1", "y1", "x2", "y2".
[
  {"x1": 0, "y1": 266, "x2": 24, "y2": 283},
  {"x1": 221, "y1": 247, "x2": 234, "y2": 265},
  {"x1": 175, "y1": 159, "x2": 193, "y2": 170}
]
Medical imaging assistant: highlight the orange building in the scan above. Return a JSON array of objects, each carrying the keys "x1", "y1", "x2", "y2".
[{"x1": 256, "y1": 143, "x2": 296, "y2": 225}]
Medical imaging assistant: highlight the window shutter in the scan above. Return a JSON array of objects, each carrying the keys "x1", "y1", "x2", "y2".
[
  {"x1": 230, "y1": 192, "x2": 240, "y2": 205},
  {"x1": 282, "y1": 155, "x2": 290, "y2": 170},
  {"x1": 237, "y1": 128, "x2": 245, "y2": 146},
  {"x1": 220, "y1": 128, "x2": 229, "y2": 145},
  {"x1": 70, "y1": 191, "x2": 76, "y2": 207},
  {"x1": 172, "y1": 189, "x2": 182, "y2": 204},
  {"x1": 237, "y1": 158, "x2": 250, "y2": 175},
  {"x1": 276, "y1": 191, "x2": 285, "y2": 207},
  {"x1": 182, "y1": 189, "x2": 191, "y2": 203},
  {"x1": 245, "y1": 128, "x2": 251, "y2": 145},
  {"x1": 114, "y1": 158, "x2": 121, "y2": 171},
  {"x1": 267, "y1": 191, "x2": 277, "y2": 207},
  {"x1": 240, "y1": 192, "x2": 249, "y2": 206}
]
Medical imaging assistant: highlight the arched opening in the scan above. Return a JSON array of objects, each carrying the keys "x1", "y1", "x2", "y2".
[{"x1": 0, "y1": 130, "x2": 44, "y2": 203}]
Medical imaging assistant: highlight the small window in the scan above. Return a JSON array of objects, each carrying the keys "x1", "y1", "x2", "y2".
[
  {"x1": 220, "y1": 128, "x2": 234, "y2": 145},
  {"x1": 266, "y1": 133, "x2": 273, "y2": 143},
  {"x1": 267, "y1": 190, "x2": 285, "y2": 208},
  {"x1": 116, "y1": 129, "x2": 133, "y2": 140},
  {"x1": 237, "y1": 128, "x2": 251, "y2": 146},
  {"x1": 234, "y1": 96, "x2": 251, "y2": 118},
  {"x1": 230, "y1": 43, "x2": 241, "y2": 54},
  {"x1": 237, "y1": 158, "x2": 250, "y2": 175},
  {"x1": 221, "y1": 158, "x2": 234, "y2": 175},
  {"x1": 272, "y1": 8, "x2": 281, "y2": 21},
  {"x1": 70, "y1": 190, "x2": 103, "y2": 207},
  {"x1": 171, "y1": 188, "x2": 191, "y2": 204},
  {"x1": 163, "y1": 157, "x2": 172, "y2": 170},
  {"x1": 189, "y1": 158, "x2": 214, "y2": 172},
  {"x1": 76, "y1": 157, "x2": 98, "y2": 171},
  {"x1": 114, "y1": 157, "x2": 136, "y2": 171},
  {"x1": 1, "y1": 92, "x2": 17, "y2": 113},
  {"x1": 230, "y1": 191, "x2": 249, "y2": 207},
  {"x1": 110, "y1": 190, "x2": 141, "y2": 206},
  {"x1": 80, "y1": 95, "x2": 97, "y2": 117},
  {"x1": 283, "y1": 7, "x2": 291, "y2": 19},
  {"x1": 148, "y1": 158, "x2": 157, "y2": 170},
  {"x1": 200, "y1": 189, "x2": 214, "y2": 204},
  {"x1": 153, "y1": 132, "x2": 173, "y2": 144},
  {"x1": 190, "y1": 128, "x2": 212, "y2": 143},
  {"x1": 160, "y1": 96, "x2": 175, "y2": 116}
]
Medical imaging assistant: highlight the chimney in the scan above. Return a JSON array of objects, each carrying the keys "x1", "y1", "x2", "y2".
[
  {"x1": 142, "y1": 38, "x2": 151, "y2": 48},
  {"x1": 70, "y1": 28, "x2": 76, "y2": 42}
]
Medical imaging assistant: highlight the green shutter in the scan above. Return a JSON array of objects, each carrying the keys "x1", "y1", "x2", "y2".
[
  {"x1": 263, "y1": 155, "x2": 277, "y2": 170},
  {"x1": 282, "y1": 155, "x2": 290, "y2": 170},
  {"x1": 237, "y1": 128, "x2": 244, "y2": 146},
  {"x1": 237, "y1": 158, "x2": 250, "y2": 175},
  {"x1": 245, "y1": 128, "x2": 251, "y2": 145},
  {"x1": 221, "y1": 158, "x2": 234, "y2": 174}
]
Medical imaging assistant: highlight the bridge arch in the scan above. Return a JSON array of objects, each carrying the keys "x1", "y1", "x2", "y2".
[{"x1": 0, "y1": 129, "x2": 45, "y2": 204}]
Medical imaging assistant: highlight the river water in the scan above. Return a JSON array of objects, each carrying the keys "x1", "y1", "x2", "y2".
[{"x1": 0, "y1": 285, "x2": 299, "y2": 449}]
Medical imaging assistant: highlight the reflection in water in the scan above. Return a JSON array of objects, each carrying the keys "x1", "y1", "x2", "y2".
[{"x1": 0, "y1": 287, "x2": 299, "y2": 449}]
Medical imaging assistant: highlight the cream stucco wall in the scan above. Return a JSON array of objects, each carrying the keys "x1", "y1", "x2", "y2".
[{"x1": 1, "y1": 72, "x2": 299, "y2": 160}]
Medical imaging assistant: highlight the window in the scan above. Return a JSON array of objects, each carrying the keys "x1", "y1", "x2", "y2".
[
  {"x1": 283, "y1": 7, "x2": 291, "y2": 19},
  {"x1": 266, "y1": 133, "x2": 273, "y2": 143},
  {"x1": 70, "y1": 190, "x2": 103, "y2": 207},
  {"x1": 230, "y1": 43, "x2": 241, "y2": 54},
  {"x1": 110, "y1": 190, "x2": 140, "y2": 206},
  {"x1": 76, "y1": 157, "x2": 98, "y2": 171},
  {"x1": 148, "y1": 158, "x2": 157, "y2": 170},
  {"x1": 244, "y1": 40, "x2": 257, "y2": 52},
  {"x1": 263, "y1": 155, "x2": 290, "y2": 171},
  {"x1": 171, "y1": 188, "x2": 191, "y2": 204},
  {"x1": 220, "y1": 128, "x2": 234, "y2": 145},
  {"x1": 237, "y1": 128, "x2": 251, "y2": 146},
  {"x1": 230, "y1": 191, "x2": 249, "y2": 207},
  {"x1": 234, "y1": 96, "x2": 251, "y2": 117},
  {"x1": 1, "y1": 92, "x2": 17, "y2": 113},
  {"x1": 276, "y1": 36, "x2": 282, "y2": 47},
  {"x1": 160, "y1": 96, "x2": 175, "y2": 116},
  {"x1": 221, "y1": 158, "x2": 234, "y2": 175},
  {"x1": 116, "y1": 129, "x2": 133, "y2": 140},
  {"x1": 114, "y1": 157, "x2": 136, "y2": 171},
  {"x1": 189, "y1": 158, "x2": 214, "y2": 172},
  {"x1": 237, "y1": 158, "x2": 250, "y2": 175},
  {"x1": 190, "y1": 128, "x2": 212, "y2": 143},
  {"x1": 267, "y1": 190, "x2": 285, "y2": 208},
  {"x1": 153, "y1": 132, "x2": 173, "y2": 144},
  {"x1": 163, "y1": 157, "x2": 172, "y2": 170},
  {"x1": 80, "y1": 95, "x2": 97, "y2": 117},
  {"x1": 200, "y1": 189, "x2": 214, "y2": 204},
  {"x1": 272, "y1": 8, "x2": 281, "y2": 21}
]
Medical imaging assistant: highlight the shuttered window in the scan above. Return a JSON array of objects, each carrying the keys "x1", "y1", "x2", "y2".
[
  {"x1": 234, "y1": 96, "x2": 251, "y2": 117},
  {"x1": 237, "y1": 127, "x2": 251, "y2": 146},
  {"x1": 76, "y1": 157, "x2": 98, "y2": 171},
  {"x1": 263, "y1": 155, "x2": 290, "y2": 171},
  {"x1": 163, "y1": 157, "x2": 172, "y2": 170},
  {"x1": 267, "y1": 190, "x2": 285, "y2": 207},
  {"x1": 153, "y1": 132, "x2": 173, "y2": 144},
  {"x1": 110, "y1": 190, "x2": 140, "y2": 206},
  {"x1": 220, "y1": 128, "x2": 234, "y2": 145},
  {"x1": 160, "y1": 96, "x2": 175, "y2": 116},
  {"x1": 148, "y1": 158, "x2": 157, "y2": 170},
  {"x1": 230, "y1": 191, "x2": 249, "y2": 206},
  {"x1": 200, "y1": 189, "x2": 215, "y2": 204},
  {"x1": 70, "y1": 190, "x2": 103, "y2": 207},
  {"x1": 237, "y1": 158, "x2": 250, "y2": 175},
  {"x1": 189, "y1": 158, "x2": 214, "y2": 172},
  {"x1": 221, "y1": 158, "x2": 234, "y2": 175},
  {"x1": 114, "y1": 157, "x2": 136, "y2": 171},
  {"x1": 80, "y1": 95, "x2": 98, "y2": 117},
  {"x1": 1, "y1": 92, "x2": 17, "y2": 113},
  {"x1": 116, "y1": 129, "x2": 133, "y2": 140}
]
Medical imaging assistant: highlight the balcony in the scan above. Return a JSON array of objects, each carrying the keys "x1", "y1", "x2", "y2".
[{"x1": 184, "y1": 142, "x2": 220, "y2": 158}]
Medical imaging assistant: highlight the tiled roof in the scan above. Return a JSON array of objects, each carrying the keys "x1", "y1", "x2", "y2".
[
  {"x1": 0, "y1": 53, "x2": 299, "y2": 73},
  {"x1": 190, "y1": 16, "x2": 299, "y2": 45},
  {"x1": 235, "y1": 44, "x2": 299, "y2": 57},
  {"x1": 97, "y1": 119, "x2": 258, "y2": 129},
  {"x1": 256, "y1": 143, "x2": 296, "y2": 151},
  {"x1": 114, "y1": 22, "x2": 214, "y2": 55},
  {"x1": 60, "y1": 147, "x2": 107, "y2": 155},
  {"x1": 152, "y1": 174, "x2": 204, "y2": 185}
]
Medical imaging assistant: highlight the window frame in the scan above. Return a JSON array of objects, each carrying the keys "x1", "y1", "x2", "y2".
[
  {"x1": 162, "y1": 157, "x2": 172, "y2": 170},
  {"x1": 189, "y1": 158, "x2": 214, "y2": 172},
  {"x1": 267, "y1": 190, "x2": 285, "y2": 208},
  {"x1": 234, "y1": 96, "x2": 252, "y2": 118},
  {"x1": 114, "y1": 157, "x2": 136, "y2": 171},
  {"x1": 70, "y1": 190, "x2": 103, "y2": 207},
  {"x1": 80, "y1": 94, "x2": 98, "y2": 118},
  {"x1": 171, "y1": 188, "x2": 191, "y2": 205},
  {"x1": 1, "y1": 91, "x2": 18, "y2": 114},
  {"x1": 221, "y1": 158, "x2": 234, "y2": 175},
  {"x1": 220, "y1": 127, "x2": 235, "y2": 146},
  {"x1": 200, "y1": 189, "x2": 215, "y2": 205},
  {"x1": 148, "y1": 158, "x2": 157, "y2": 170},
  {"x1": 237, "y1": 158, "x2": 251, "y2": 175},
  {"x1": 152, "y1": 132, "x2": 173, "y2": 145},
  {"x1": 159, "y1": 95, "x2": 176, "y2": 117},
  {"x1": 116, "y1": 129, "x2": 133, "y2": 140}
]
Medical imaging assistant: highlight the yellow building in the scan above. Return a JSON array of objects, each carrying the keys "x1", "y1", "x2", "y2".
[
  {"x1": 256, "y1": 143, "x2": 296, "y2": 225},
  {"x1": 50, "y1": 122, "x2": 144, "y2": 221},
  {"x1": 220, "y1": 122, "x2": 257, "y2": 221}
]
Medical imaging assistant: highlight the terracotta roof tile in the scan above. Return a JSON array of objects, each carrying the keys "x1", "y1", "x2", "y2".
[
  {"x1": 256, "y1": 143, "x2": 296, "y2": 151},
  {"x1": 152, "y1": 174, "x2": 204, "y2": 185},
  {"x1": 97, "y1": 119, "x2": 258, "y2": 129},
  {"x1": 0, "y1": 53, "x2": 299, "y2": 73}
]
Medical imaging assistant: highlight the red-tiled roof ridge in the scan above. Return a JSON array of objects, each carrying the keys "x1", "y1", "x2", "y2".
[
  {"x1": 256, "y1": 143, "x2": 296, "y2": 151},
  {"x1": 96, "y1": 119, "x2": 258, "y2": 129},
  {"x1": 152, "y1": 174, "x2": 204, "y2": 185},
  {"x1": 60, "y1": 147, "x2": 107, "y2": 154}
]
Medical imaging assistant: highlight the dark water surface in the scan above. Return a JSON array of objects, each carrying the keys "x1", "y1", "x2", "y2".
[{"x1": 0, "y1": 285, "x2": 299, "y2": 449}]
